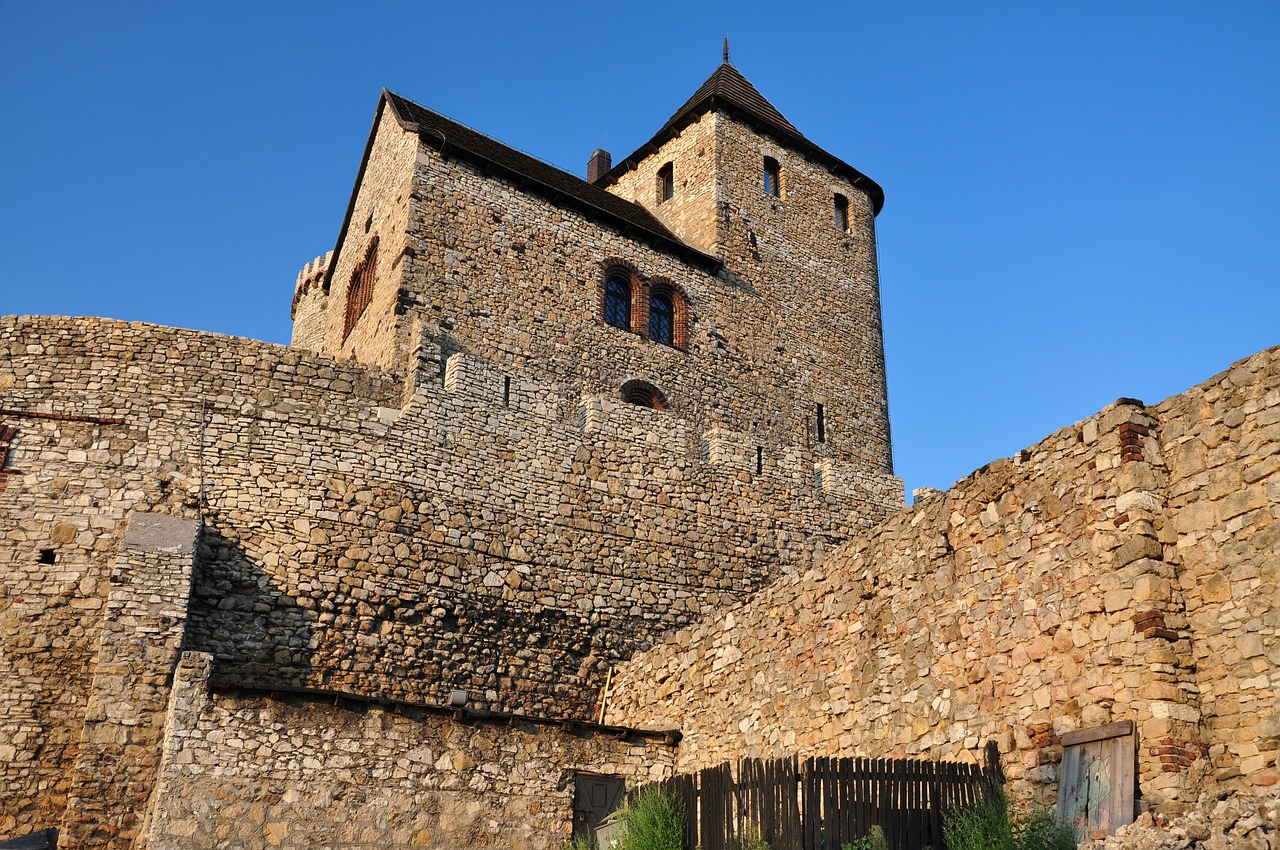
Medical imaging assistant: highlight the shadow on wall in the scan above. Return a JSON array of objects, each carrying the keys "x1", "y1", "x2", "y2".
[
  {"x1": 182, "y1": 527, "x2": 616, "y2": 719},
  {"x1": 185, "y1": 529, "x2": 317, "y2": 688}
]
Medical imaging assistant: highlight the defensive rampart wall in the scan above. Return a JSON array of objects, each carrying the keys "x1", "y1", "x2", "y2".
[
  {"x1": 606, "y1": 345, "x2": 1280, "y2": 814},
  {"x1": 0, "y1": 314, "x2": 899, "y2": 843}
]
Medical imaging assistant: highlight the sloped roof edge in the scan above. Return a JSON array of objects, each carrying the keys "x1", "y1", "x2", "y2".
[
  {"x1": 323, "y1": 90, "x2": 722, "y2": 296},
  {"x1": 598, "y1": 63, "x2": 885, "y2": 216}
]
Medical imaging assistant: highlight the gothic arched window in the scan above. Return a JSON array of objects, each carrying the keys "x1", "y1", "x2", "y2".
[
  {"x1": 649, "y1": 286, "x2": 674, "y2": 346},
  {"x1": 604, "y1": 273, "x2": 631, "y2": 330}
]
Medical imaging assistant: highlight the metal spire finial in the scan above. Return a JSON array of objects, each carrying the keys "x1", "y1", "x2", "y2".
[{"x1": 723, "y1": 37, "x2": 730, "y2": 64}]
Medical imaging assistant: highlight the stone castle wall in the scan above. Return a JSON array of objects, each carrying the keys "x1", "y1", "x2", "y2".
[
  {"x1": 139, "y1": 652, "x2": 674, "y2": 850},
  {"x1": 294, "y1": 96, "x2": 896, "y2": 487},
  {"x1": 605, "y1": 345, "x2": 1280, "y2": 813},
  {"x1": 1156, "y1": 350, "x2": 1280, "y2": 786},
  {"x1": 0, "y1": 313, "x2": 899, "y2": 841},
  {"x1": 609, "y1": 111, "x2": 721, "y2": 255},
  {"x1": 711, "y1": 113, "x2": 891, "y2": 475}
]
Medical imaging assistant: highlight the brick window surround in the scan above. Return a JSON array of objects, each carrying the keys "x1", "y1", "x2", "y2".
[
  {"x1": 620, "y1": 379, "x2": 667, "y2": 411},
  {"x1": 342, "y1": 235, "x2": 379, "y2": 342},
  {"x1": 597, "y1": 259, "x2": 690, "y2": 351}
]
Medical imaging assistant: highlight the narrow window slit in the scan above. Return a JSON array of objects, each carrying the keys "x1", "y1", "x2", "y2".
[
  {"x1": 763, "y1": 157, "x2": 781, "y2": 197},
  {"x1": 658, "y1": 162, "x2": 674, "y2": 202},
  {"x1": 502, "y1": 376, "x2": 511, "y2": 407},
  {"x1": 756, "y1": 446, "x2": 763, "y2": 475},
  {"x1": 816, "y1": 403, "x2": 826, "y2": 443}
]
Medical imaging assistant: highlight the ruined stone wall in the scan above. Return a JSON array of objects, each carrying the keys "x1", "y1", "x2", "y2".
[
  {"x1": 58, "y1": 514, "x2": 200, "y2": 850},
  {"x1": 141, "y1": 652, "x2": 674, "y2": 850},
  {"x1": 0, "y1": 317, "x2": 400, "y2": 842},
  {"x1": 606, "y1": 346, "x2": 1280, "y2": 813},
  {"x1": 0, "y1": 313, "x2": 896, "y2": 837},
  {"x1": 1155, "y1": 348, "x2": 1280, "y2": 790}
]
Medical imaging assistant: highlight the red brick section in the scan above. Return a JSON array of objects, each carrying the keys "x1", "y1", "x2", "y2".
[
  {"x1": 1133, "y1": 610, "x2": 1179, "y2": 642},
  {"x1": 1115, "y1": 399, "x2": 1150, "y2": 463},
  {"x1": 1152, "y1": 738, "x2": 1209, "y2": 773},
  {"x1": 1027, "y1": 721, "x2": 1060, "y2": 748},
  {"x1": 1119, "y1": 421, "x2": 1149, "y2": 462}
]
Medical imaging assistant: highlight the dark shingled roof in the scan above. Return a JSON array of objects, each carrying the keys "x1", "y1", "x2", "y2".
[
  {"x1": 323, "y1": 91, "x2": 722, "y2": 294},
  {"x1": 659, "y1": 62, "x2": 802, "y2": 139},
  {"x1": 600, "y1": 62, "x2": 885, "y2": 215},
  {"x1": 385, "y1": 91, "x2": 720, "y2": 271}
]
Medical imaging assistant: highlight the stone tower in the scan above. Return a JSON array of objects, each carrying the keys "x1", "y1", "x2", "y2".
[
  {"x1": 292, "y1": 59, "x2": 899, "y2": 510},
  {"x1": 599, "y1": 58, "x2": 892, "y2": 475}
]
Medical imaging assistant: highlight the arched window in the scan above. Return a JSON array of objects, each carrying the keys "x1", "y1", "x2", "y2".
[
  {"x1": 649, "y1": 287, "x2": 674, "y2": 345},
  {"x1": 620, "y1": 379, "x2": 667, "y2": 411},
  {"x1": 604, "y1": 273, "x2": 631, "y2": 330},
  {"x1": 343, "y1": 235, "x2": 379, "y2": 342}
]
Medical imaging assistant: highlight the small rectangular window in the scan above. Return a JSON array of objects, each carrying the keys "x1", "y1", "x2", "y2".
[
  {"x1": 763, "y1": 157, "x2": 780, "y2": 197},
  {"x1": 756, "y1": 446, "x2": 763, "y2": 475},
  {"x1": 834, "y1": 194, "x2": 849, "y2": 232},
  {"x1": 816, "y1": 403, "x2": 825, "y2": 443},
  {"x1": 39, "y1": 548, "x2": 55, "y2": 564},
  {"x1": 658, "y1": 162, "x2": 674, "y2": 202},
  {"x1": 502, "y1": 376, "x2": 511, "y2": 407}
]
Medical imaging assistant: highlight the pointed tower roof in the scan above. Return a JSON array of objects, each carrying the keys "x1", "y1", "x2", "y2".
[
  {"x1": 658, "y1": 60, "x2": 803, "y2": 139},
  {"x1": 600, "y1": 60, "x2": 884, "y2": 214}
]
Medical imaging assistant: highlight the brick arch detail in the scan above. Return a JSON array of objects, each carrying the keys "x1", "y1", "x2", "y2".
[
  {"x1": 598, "y1": 258, "x2": 642, "y2": 329},
  {"x1": 343, "y1": 235, "x2": 380, "y2": 343},
  {"x1": 597, "y1": 260, "x2": 690, "y2": 351},
  {"x1": 645, "y1": 276, "x2": 690, "y2": 351},
  {"x1": 619, "y1": 378, "x2": 668, "y2": 411}
]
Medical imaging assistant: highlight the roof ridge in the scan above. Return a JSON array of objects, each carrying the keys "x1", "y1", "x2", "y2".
[
  {"x1": 381, "y1": 91, "x2": 721, "y2": 271},
  {"x1": 385, "y1": 91, "x2": 605, "y2": 190}
]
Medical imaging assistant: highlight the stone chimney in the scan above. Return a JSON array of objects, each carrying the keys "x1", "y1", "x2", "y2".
[{"x1": 587, "y1": 148, "x2": 612, "y2": 184}]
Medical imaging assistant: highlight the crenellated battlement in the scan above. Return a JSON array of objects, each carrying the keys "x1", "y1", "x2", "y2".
[
  {"x1": 401, "y1": 322, "x2": 903, "y2": 522},
  {"x1": 290, "y1": 250, "x2": 333, "y2": 352}
]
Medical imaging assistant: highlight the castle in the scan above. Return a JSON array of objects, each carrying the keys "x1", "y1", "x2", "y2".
[{"x1": 1, "y1": 55, "x2": 1277, "y2": 850}]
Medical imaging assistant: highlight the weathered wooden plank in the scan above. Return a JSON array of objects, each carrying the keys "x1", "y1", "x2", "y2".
[{"x1": 1060, "y1": 720, "x2": 1135, "y2": 747}]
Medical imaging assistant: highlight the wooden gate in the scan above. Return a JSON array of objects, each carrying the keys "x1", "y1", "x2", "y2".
[
  {"x1": 1057, "y1": 721, "x2": 1136, "y2": 840},
  {"x1": 639, "y1": 751, "x2": 998, "y2": 850}
]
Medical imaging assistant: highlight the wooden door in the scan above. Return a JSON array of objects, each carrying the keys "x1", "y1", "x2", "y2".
[
  {"x1": 1057, "y1": 721, "x2": 1136, "y2": 840},
  {"x1": 573, "y1": 774, "x2": 625, "y2": 844}
]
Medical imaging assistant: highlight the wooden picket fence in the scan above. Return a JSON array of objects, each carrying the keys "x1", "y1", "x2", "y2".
[{"x1": 638, "y1": 752, "x2": 999, "y2": 850}]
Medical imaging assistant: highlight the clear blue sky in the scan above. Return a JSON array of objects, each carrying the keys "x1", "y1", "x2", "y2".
[{"x1": 2, "y1": 2, "x2": 1277, "y2": 498}]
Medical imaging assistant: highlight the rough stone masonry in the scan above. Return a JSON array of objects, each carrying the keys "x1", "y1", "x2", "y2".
[{"x1": 1, "y1": 55, "x2": 1276, "y2": 850}]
